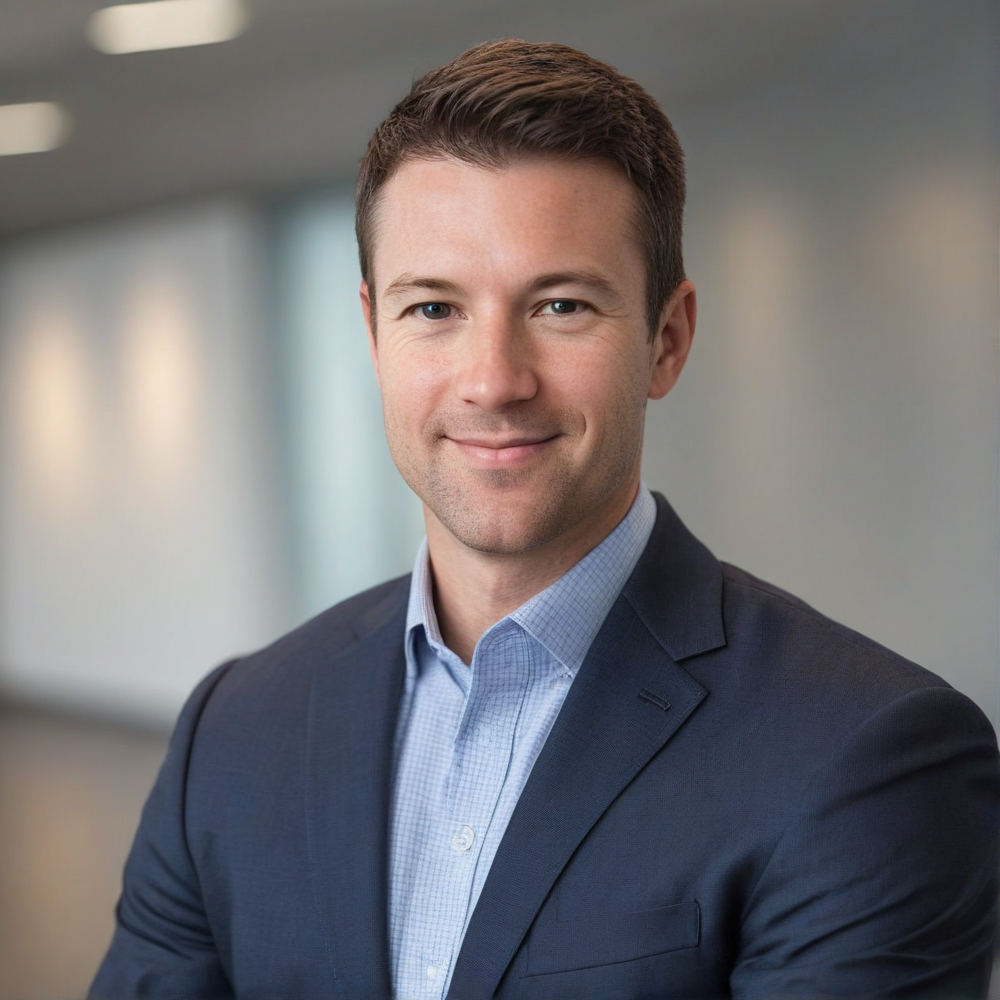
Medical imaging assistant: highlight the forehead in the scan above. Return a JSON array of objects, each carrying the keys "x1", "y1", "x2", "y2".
[{"x1": 369, "y1": 156, "x2": 642, "y2": 285}]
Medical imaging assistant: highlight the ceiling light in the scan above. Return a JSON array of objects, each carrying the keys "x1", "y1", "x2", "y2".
[
  {"x1": 87, "y1": 0, "x2": 248, "y2": 55},
  {"x1": 0, "y1": 102, "x2": 71, "y2": 156}
]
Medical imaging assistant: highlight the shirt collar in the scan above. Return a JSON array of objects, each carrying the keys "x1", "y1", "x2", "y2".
[
  {"x1": 405, "y1": 484, "x2": 657, "y2": 677},
  {"x1": 405, "y1": 535, "x2": 443, "y2": 650}
]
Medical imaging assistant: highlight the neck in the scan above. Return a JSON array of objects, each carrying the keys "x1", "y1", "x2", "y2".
[{"x1": 425, "y1": 479, "x2": 640, "y2": 665}]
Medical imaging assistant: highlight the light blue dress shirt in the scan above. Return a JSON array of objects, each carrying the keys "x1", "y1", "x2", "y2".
[{"x1": 388, "y1": 484, "x2": 657, "y2": 999}]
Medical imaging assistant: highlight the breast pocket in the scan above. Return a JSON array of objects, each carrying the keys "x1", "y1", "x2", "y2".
[{"x1": 526, "y1": 900, "x2": 700, "y2": 975}]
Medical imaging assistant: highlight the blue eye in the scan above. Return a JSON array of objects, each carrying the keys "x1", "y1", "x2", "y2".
[
  {"x1": 548, "y1": 300, "x2": 578, "y2": 314},
  {"x1": 418, "y1": 303, "x2": 452, "y2": 320}
]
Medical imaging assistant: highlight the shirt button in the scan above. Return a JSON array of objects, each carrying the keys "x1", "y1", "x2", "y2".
[
  {"x1": 426, "y1": 964, "x2": 438, "y2": 979},
  {"x1": 451, "y1": 824, "x2": 475, "y2": 852}
]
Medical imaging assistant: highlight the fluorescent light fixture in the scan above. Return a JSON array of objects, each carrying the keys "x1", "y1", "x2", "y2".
[
  {"x1": 87, "y1": 0, "x2": 248, "y2": 55},
  {"x1": 0, "y1": 102, "x2": 71, "y2": 156}
]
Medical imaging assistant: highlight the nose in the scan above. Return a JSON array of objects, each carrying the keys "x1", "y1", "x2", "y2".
[{"x1": 453, "y1": 311, "x2": 538, "y2": 411}]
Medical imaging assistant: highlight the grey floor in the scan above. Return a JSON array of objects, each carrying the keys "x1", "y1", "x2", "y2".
[{"x1": 0, "y1": 703, "x2": 168, "y2": 1000}]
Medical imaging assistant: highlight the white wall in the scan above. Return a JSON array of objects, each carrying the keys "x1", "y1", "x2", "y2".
[
  {"x1": 0, "y1": 201, "x2": 291, "y2": 725},
  {"x1": 272, "y1": 193, "x2": 424, "y2": 622},
  {"x1": 642, "y1": 2, "x2": 998, "y2": 722}
]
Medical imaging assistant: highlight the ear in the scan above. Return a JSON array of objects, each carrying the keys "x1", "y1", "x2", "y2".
[
  {"x1": 648, "y1": 279, "x2": 696, "y2": 400},
  {"x1": 360, "y1": 280, "x2": 380, "y2": 387}
]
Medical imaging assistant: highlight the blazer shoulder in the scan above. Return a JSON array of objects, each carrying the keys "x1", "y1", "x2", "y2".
[
  {"x1": 714, "y1": 561, "x2": 990, "y2": 729},
  {"x1": 190, "y1": 573, "x2": 410, "y2": 724},
  {"x1": 721, "y1": 561, "x2": 932, "y2": 667}
]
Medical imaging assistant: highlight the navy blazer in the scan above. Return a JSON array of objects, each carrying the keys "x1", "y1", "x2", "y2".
[{"x1": 91, "y1": 493, "x2": 1000, "y2": 999}]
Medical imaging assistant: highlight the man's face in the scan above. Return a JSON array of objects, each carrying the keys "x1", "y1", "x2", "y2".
[{"x1": 362, "y1": 155, "x2": 692, "y2": 556}]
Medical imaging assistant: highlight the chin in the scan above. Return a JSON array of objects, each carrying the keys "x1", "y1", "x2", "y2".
[
  {"x1": 446, "y1": 519, "x2": 550, "y2": 556},
  {"x1": 427, "y1": 479, "x2": 583, "y2": 556}
]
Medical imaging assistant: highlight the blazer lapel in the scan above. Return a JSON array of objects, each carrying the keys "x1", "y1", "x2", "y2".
[
  {"x1": 447, "y1": 493, "x2": 726, "y2": 1000},
  {"x1": 305, "y1": 580, "x2": 409, "y2": 1000}
]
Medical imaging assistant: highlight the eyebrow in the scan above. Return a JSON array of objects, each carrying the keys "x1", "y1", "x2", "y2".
[
  {"x1": 527, "y1": 270, "x2": 621, "y2": 301},
  {"x1": 382, "y1": 274, "x2": 462, "y2": 300},
  {"x1": 381, "y1": 269, "x2": 622, "y2": 303}
]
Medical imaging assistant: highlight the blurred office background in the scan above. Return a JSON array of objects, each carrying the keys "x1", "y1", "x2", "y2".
[{"x1": 0, "y1": 0, "x2": 996, "y2": 996}]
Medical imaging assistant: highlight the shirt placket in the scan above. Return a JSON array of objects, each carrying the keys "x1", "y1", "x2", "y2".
[{"x1": 427, "y1": 627, "x2": 530, "y2": 996}]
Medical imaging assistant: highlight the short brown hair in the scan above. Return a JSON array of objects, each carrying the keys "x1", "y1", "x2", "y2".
[{"x1": 356, "y1": 39, "x2": 686, "y2": 337}]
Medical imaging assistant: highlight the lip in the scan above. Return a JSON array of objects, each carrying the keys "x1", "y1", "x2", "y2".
[{"x1": 447, "y1": 434, "x2": 559, "y2": 466}]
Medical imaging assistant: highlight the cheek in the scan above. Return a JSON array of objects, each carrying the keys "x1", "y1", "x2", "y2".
[
  {"x1": 377, "y1": 350, "x2": 446, "y2": 437},
  {"x1": 549, "y1": 341, "x2": 650, "y2": 423}
]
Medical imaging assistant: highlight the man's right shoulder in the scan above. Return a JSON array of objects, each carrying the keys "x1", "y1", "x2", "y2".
[{"x1": 180, "y1": 573, "x2": 411, "y2": 731}]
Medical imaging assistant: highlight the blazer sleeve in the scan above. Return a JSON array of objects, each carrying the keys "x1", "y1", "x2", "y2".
[
  {"x1": 89, "y1": 661, "x2": 236, "y2": 1000},
  {"x1": 731, "y1": 684, "x2": 1000, "y2": 999}
]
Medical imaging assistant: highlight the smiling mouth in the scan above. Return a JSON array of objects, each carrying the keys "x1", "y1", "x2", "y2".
[
  {"x1": 450, "y1": 434, "x2": 558, "y2": 448},
  {"x1": 446, "y1": 434, "x2": 560, "y2": 465}
]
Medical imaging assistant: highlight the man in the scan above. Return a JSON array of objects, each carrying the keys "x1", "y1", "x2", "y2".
[{"x1": 91, "y1": 40, "x2": 999, "y2": 999}]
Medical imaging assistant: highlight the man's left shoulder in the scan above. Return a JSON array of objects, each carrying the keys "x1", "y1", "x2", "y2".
[
  {"x1": 710, "y1": 560, "x2": 994, "y2": 741},
  {"x1": 691, "y1": 563, "x2": 1000, "y2": 995}
]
